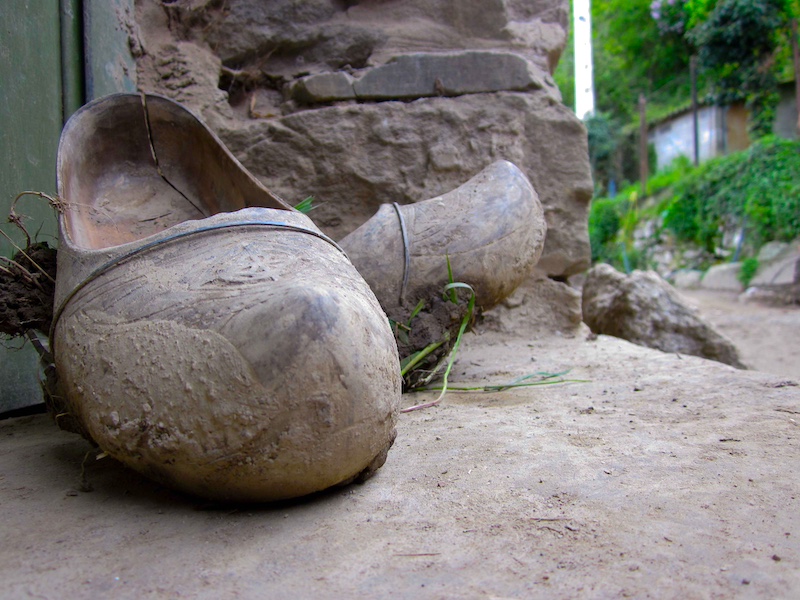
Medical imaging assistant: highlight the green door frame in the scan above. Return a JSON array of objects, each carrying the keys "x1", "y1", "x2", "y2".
[{"x1": 1, "y1": 0, "x2": 134, "y2": 416}]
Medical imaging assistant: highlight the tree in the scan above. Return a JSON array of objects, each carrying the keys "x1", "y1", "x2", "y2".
[
  {"x1": 586, "y1": 112, "x2": 620, "y2": 194},
  {"x1": 554, "y1": 1, "x2": 693, "y2": 190},
  {"x1": 683, "y1": 0, "x2": 718, "y2": 28},
  {"x1": 553, "y1": 0, "x2": 799, "y2": 189},
  {"x1": 690, "y1": 0, "x2": 792, "y2": 137},
  {"x1": 592, "y1": 0, "x2": 695, "y2": 122}
]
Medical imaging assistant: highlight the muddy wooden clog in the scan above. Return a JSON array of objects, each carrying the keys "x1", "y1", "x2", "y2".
[
  {"x1": 52, "y1": 93, "x2": 400, "y2": 502},
  {"x1": 339, "y1": 160, "x2": 547, "y2": 316}
]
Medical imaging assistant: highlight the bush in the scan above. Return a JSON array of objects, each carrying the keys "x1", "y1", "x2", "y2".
[
  {"x1": 663, "y1": 137, "x2": 800, "y2": 252},
  {"x1": 738, "y1": 257, "x2": 760, "y2": 288},
  {"x1": 586, "y1": 112, "x2": 620, "y2": 196},
  {"x1": 646, "y1": 155, "x2": 693, "y2": 196},
  {"x1": 588, "y1": 192, "x2": 649, "y2": 272},
  {"x1": 588, "y1": 197, "x2": 622, "y2": 262}
]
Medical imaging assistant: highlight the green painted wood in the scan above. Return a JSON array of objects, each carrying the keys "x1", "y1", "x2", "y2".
[
  {"x1": 0, "y1": 0, "x2": 65, "y2": 414},
  {"x1": 61, "y1": 0, "x2": 85, "y2": 120},
  {"x1": 0, "y1": 0, "x2": 61, "y2": 255},
  {"x1": 1, "y1": 0, "x2": 135, "y2": 415},
  {"x1": 83, "y1": 0, "x2": 136, "y2": 100}
]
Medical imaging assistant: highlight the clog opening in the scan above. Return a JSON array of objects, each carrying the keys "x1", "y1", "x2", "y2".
[{"x1": 58, "y1": 94, "x2": 289, "y2": 250}]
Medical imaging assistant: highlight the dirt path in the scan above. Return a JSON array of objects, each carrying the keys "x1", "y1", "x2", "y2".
[
  {"x1": 2, "y1": 288, "x2": 799, "y2": 598},
  {"x1": 2, "y1": 334, "x2": 799, "y2": 599},
  {"x1": 678, "y1": 289, "x2": 800, "y2": 381}
]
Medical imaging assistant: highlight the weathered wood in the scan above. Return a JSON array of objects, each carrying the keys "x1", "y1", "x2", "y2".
[
  {"x1": 0, "y1": 0, "x2": 64, "y2": 414},
  {"x1": 83, "y1": 0, "x2": 136, "y2": 99},
  {"x1": 792, "y1": 19, "x2": 800, "y2": 137},
  {"x1": 61, "y1": 0, "x2": 84, "y2": 120},
  {"x1": 639, "y1": 93, "x2": 648, "y2": 197}
]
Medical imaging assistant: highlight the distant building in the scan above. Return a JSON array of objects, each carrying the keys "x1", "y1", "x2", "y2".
[
  {"x1": 649, "y1": 81, "x2": 799, "y2": 171},
  {"x1": 774, "y1": 81, "x2": 799, "y2": 140},
  {"x1": 648, "y1": 102, "x2": 750, "y2": 170}
]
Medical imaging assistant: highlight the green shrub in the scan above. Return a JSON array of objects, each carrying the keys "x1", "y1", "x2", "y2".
[
  {"x1": 588, "y1": 197, "x2": 622, "y2": 262},
  {"x1": 586, "y1": 113, "x2": 620, "y2": 196},
  {"x1": 646, "y1": 155, "x2": 693, "y2": 196},
  {"x1": 588, "y1": 192, "x2": 649, "y2": 272},
  {"x1": 663, "y1": 137, "x2": 800, "y2": 252},
  {"x1": 738, "y1": 257, "x2": 759, "y2": 287}
]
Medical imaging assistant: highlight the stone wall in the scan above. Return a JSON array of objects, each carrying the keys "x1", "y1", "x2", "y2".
[{"x1": 134, "y1": 0, "x2": 592, "y2": 277}]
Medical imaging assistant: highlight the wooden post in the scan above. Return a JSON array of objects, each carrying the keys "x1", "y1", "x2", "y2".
[
  {"x1": 60, "y1": 0, "x2": 85, "y2": 122},
  {"x1": 792, "y1": 19, "x2": 800, "y2": 137},
  {"x1": 691, "y1": 55, "x2": 700, "y2": 165},
  {"x1": 639, "y1": 93, "x2": 648, "y2": 197}
]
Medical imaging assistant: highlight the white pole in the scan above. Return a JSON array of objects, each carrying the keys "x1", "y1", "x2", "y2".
[{"x1": 573, "y1": 0, "x2": 595, "y2": 120}]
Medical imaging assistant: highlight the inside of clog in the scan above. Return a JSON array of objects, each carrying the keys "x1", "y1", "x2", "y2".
[{"x1": 58, "y1": 94, "x2": 291, "y2": 250}]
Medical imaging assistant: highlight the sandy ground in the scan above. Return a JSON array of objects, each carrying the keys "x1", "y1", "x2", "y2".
[
  {"x1": 2, "y1": 291, "x2": 800, "y2": 599},
  {"x1": 678, "y1": 289, "x2": 800, "y2": 381}
]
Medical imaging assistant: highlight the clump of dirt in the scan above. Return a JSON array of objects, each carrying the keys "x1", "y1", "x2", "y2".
[
  {"x1": 0, "y1": 242, "x2": 57, "y2": 338},
  {"x1": 0, "y1": 242, "x2": 88, "y2": 438},
  {"x1": 391, "y1": 287, "x2": 476, "y2": 390}
]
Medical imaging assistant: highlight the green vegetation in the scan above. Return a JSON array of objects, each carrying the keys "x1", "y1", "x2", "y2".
[
  {"x1": 293, "y1": 196, "x2": 315, "y2": 213},
  {"x1": 690, "y1": 0, "x2": 794, "y2": 137},
  {"x1": 588, "y1": 157, "x2": 695, "y2": 271},
  {"x1": 662, "y1": 137, "x2": 800, "y2": 250},
  {"x1": 561, "y1": 1, "x2": 800, "y2": 274},
  {"x1": 399, "y1": 280, "x2": 476, "y2": 413},
  {"x1": 588, "y1": 137, "x2": 800, "y2": 272},
  {"x1": 738, "y1": 257, "x2": 760, "y2": 287},
  {"x1": 555, "y1": 0, "x2": 800, "y2": 194}
]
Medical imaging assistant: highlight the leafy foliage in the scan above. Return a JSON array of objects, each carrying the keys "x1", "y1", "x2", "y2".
[
  {"x1": 596, "y1": 0, "x2": 696, "y2": 122},
  {"x1": 554, "y1": 1, "x2": 699, "y2": 191},
  {"x1": 663, "y1": 137, "x2": 800, "y2": 251},
  {"x1": 738, "y1": 257, "x2": 760, "y2": 286},
  {"x1": 575, "y1": 4, "x2": 800, "y2": 273},
  {"x1": 683, "y1": 0, "x2": 718, "y2": 28},
  {"x1": 651, "y1": 0, "x2": 690, "y2": 34},
  {"x1": 588, "y1": 191, "x2": 648, "y2": 272},
  {"x1": 554, "y1": 0, "x2": 799, "y2": 174},
  {"x1": 645, "y1": 155, "x2": 694, "y2": 195},
  {"x1": 586, "y1": 112, "x2": 620, "y2": 194},
  {"x1": 690, "y1": 0, "x2": 791, "y2": 137},
  {"x1": 588, "y1": 197, "x2": 622, "y2": 262}
]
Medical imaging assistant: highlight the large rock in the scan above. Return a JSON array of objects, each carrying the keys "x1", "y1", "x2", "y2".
[
  {"x1": 135, "y1": 0, "x2": 590, "y2": 278},
  {"x1": 217, "y1": 92, "x2": 591, "y2": 275},
  {"x1": 701, "y1": 263, "x2": 743, "y2": 292},
  {"x1": 671, "y1": 269, "x2": 703, "y2": 290},
  {"x1": 480, "y1": 272, "x2": 584, "y2": 335},
  {"x1": 751, "y1": 245, "x2": 800, "y2": 287},
  {"x1": 185, "y1": 0, "x2": 569, "y2": 76},
  {"x1": 582, "y1": 264, "x2": 746, "y2": 368}
]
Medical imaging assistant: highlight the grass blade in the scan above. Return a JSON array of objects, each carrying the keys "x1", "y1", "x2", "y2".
[
  {"x1": 400, "y1": 339, "x2": 446, "y2": 376},
  {"x1": 445, "y1": 254, "x2": 457, "y2": 303},
  {"x1": 294, "y1": 196, "x2": 315, "y2": 214},
  {"x1": 401, "y1": 284, "x2": 475, "y2": 413}
]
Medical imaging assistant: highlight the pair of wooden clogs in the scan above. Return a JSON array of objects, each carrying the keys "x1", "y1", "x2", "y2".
[{"x1": 52, "y1": 93, "x2": 545, "y2": 502}]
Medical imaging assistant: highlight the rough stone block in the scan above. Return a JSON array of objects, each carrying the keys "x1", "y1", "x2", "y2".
[
  {"x1": 701, "y1": 263, "x2": 743, "y2": 292},
  {"x1": 219, "y1": 91, "x2": 592, "y2": 277},
  {"x1": 352, "y1": 51, "x2": 545, "y2": 100},
  {"x1": 757, "y1": 241, "x2": 791, "y2": 263},
  {"x1": 671, "y1": 269, "x2": 704, "y2": 290},
  {"x1": 752, "y1": 252, "x2": 800, "y2": 286},
  {"x1": 291, "y1": 72, "x2": 356, "y2": 104},
  {"x1": 480, "y1": 272, "x2": 583, "y2": 335},
  {"x1": 135, "y1": 0, "x2": 587, "y2": 281}
]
